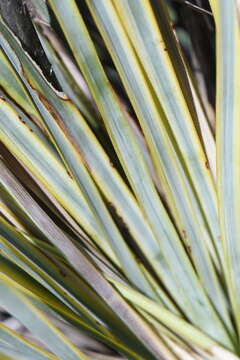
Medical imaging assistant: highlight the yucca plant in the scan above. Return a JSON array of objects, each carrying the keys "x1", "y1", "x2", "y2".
[{"x1": 0, "y1": 0, "x2": 239, "y2": 359}]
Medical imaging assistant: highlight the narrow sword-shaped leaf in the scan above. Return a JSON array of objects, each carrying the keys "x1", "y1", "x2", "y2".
[
  {"x1": 35, "y1": 18, "x2": 164, "y2": 197},
  {"x1": 113, "y1": 0, "x2": 220, "y2": 250},
  {"x1": 33, "y1": 23, "x2": 99, "y2": 130},
  {"x1": 107, "y1": 278, "x2": 237, "y2": 357},
  {"x1": 0, "y1": 20, "x2": 161, "y2": 299},
  {"x1": 31, "y1": 20, "x2": 170, "y2": 285},
  {"x1": 0, "y1": 48, "x2": 41, "y2": 125},
  {"x1": 0, "y1": 223, "x2": 113, "y2": 334},
  {"x1": 0, "y1": 21, "x2": 159, "y2": 276},
  {"x1": 0, "y1": 257, "x2": 143, "y2": 360},
  {"x1": 0, "y1": 25, "x2": 120, "y2": 261},
  {"x1": 0, "y1": 100, "x2": 154, "y2": 299},
  {"x1": 0, "y1": 323, "x2": 57, "y2": 360},
  {"x1": 0, "y1": 95, "x2": 118, "y2": 264},
  {"x1": 45, "y1": 0, "x2": 232, "y2": 345},
  {"x1": 87, "y1": 0, "x2": 229, "y2": 329},
  {"x1": 214, "y1": 0, "x2": 240, "y2": 336},
  {"x1": 0, "y1": 234, "x2": 152, "y2": 359},
  {"x1": 0, "y1": 158, "x2": 171, "y2": 359},
  {"x1": 0, "y1": 277, "x2": 90, "y2": 360}
]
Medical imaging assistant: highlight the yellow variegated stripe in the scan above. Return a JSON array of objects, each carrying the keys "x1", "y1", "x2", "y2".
[
  {"x1": 0, "y1": 257, "x2": 141, "y2": 360},
  {"x1": 0, "y1": 46, "x2": 41, "y2": 124},
  {"x1": 0, "y1": 97, "x2": 118, "y2": 264},
  {"x1": 85, "y1": 0, "x2": 230, "y2": 331},
  {"x1": 111, "y1": 0, "x2": 219, "y2": 248},
  {"x1": 0, "y1": 353, "x2": 16, "y2": 360},
  {"x1": 0, "y1": 167, "x2": 169, "y2": 359},
  {"x1": 208, "y1": 0, "x2": 217, "y2": 16},
  {"x1": 107, "y1": 278, "x2": 235, "y2": 354},
  {"x1": 0, "y1": 20, "x2": 171, "y2": 298},
  {"x1": 45, "y1": 0, "x2": 232, "y2": 346},
  {"x1": 0, "y1": 217, "x2": 136, "y2": 342},
  {"x1": 0, "y1": 277, "x2": 90, "y2": 360},
  {"x1": 0, "y1": 199, "x2": 26, "y2": 231},
  {"x1": 0, "y1": 323, "x2": 57, "y2": 360},
  {"x1": 0, "y1": 100, "x2": 154, "y2": 298}
]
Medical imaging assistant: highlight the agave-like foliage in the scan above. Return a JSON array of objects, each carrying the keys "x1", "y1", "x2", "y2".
[{"x1": 0, "y1": 0, "x2": 239, "y2": 359}]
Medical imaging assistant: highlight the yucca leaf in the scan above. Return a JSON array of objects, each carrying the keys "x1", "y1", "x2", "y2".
[
  {"x1": 34, "y1": 22, "x2": 99, "y2": 130},
  {"x1": 0, "y1": 322, "x2": 57, "y2": 360},
  {"x1": 30, "y1": 17, "x2": 175, "y2": 297},
  {"x1": 107, "y1": 277, "x2": 237, "y2": 358},
  {"x1": 84, "y1": 0, "x2": 230, "y2": 331},
  {"x1": 0, "y1": 224, "x2": 112, "y2": 334},
  {"x1": 0, "y1": 198, "x2": 27, "y2": 232},
  {"x1": 0, "y1": 18, "x2": 170, "y2": 299},
  {"x1": 0, "y1": 48, "x2": 41, "y2": 125},
  {"x1": 43, "y1": 0, "x2": 233, "y2": 346},
  {"x1": 186, "y1": 76, "x2": 216, "y2": 183},
  {"x1": 1, "y1": 0, "x2": 240, "y2": 358},
  {"x1": 114, "y1": 0, "x2": 216, "y2": 196},
  {"x1": 0, "y1": 277, "x2": 91, "y2": 360},
  {"x1": 214, "y1": 0, "x2": 240, "y2": 336},
  {"x1": 0, "y1": 96, "x2": 118, "y2": 264},
  {"x1": 0, "y1": 256, "x2": 143, "y2": 359},
  {"x1": 0, "y1": 193, "x2": 126, "y2": 340},
  {"x1": 0, "y1": 100, "x2": 154, "y2": 301},
  {"x1": 110, "y1": 0, "x2": 219, "y2": 239},
  {"x1": 35, "y1": 17, "x2": 165, "y2": 198},
  {"x1": 0, "y1": 156, "x2": 171, "y2": 359},
  {"x1": 0, "y1": 141, "x2": 120, "y2": 273}
]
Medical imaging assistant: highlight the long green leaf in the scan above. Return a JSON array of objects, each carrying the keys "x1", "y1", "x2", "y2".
[
  {"x1": 28, "y1": 16, "x2": 175, "y2": 307},
  {"x1": 0, "y1": 48, "x2": 41, "y2": 125},
  {"x1": 0, "y1": 323, "x2": 57, "y2": 360},
  {"x1": 0, "y1": 20, "x2": 164, "y2": 299},
  {"x1": 0, "y1": 222, "x2": 113, "y2": 334},
  {"x1": 0, "y1": 256, "x2": 143, "y2": 360},
  {"x1": 214, "y1": 0, "x2": 240, "y2": 336},
  {"x1": 112, "y1": 0, "x2": 220, "y2": 255},
  {"x1": 0, "y1": 277, "x2": 90, "y2": 360},
  {"x1": 85, "y1": 0, "x2": 230, "y2": 331},
  {"x1": 0, "y1": 158, "x2": 170, "y2": 359},
  {"x1": 44, "y1": 0, "x2": 232, "y2": 346},
  {"x1": 0, "y1": 98, "x2": 118, "y2": 265},
  {"x1": 108, "y1": 278, "x2": 238, "y2": 360}
]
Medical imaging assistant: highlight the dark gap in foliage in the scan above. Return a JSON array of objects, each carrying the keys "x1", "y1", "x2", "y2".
[
  {"x1": 0, "y1": 0, "x2": 61, "y2": 89},
  {"x1": 169, "y1": 0, "x2": 216, "y2": 107}
]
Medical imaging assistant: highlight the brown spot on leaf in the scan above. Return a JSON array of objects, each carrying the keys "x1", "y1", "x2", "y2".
[
  {"x1": 107, "y1": 201, "x2": 130, "y2": 233},
  {"x1": 66, "y1": 170, "x2": 73, "y2": 179},
  {"x1": 39, "y1": 93, "x2": 90, "y2": 169}
]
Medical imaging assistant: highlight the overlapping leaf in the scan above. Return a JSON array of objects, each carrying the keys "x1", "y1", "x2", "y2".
[{"x1": 0, "y1": 0, "x2": 240, "y2": 359}]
